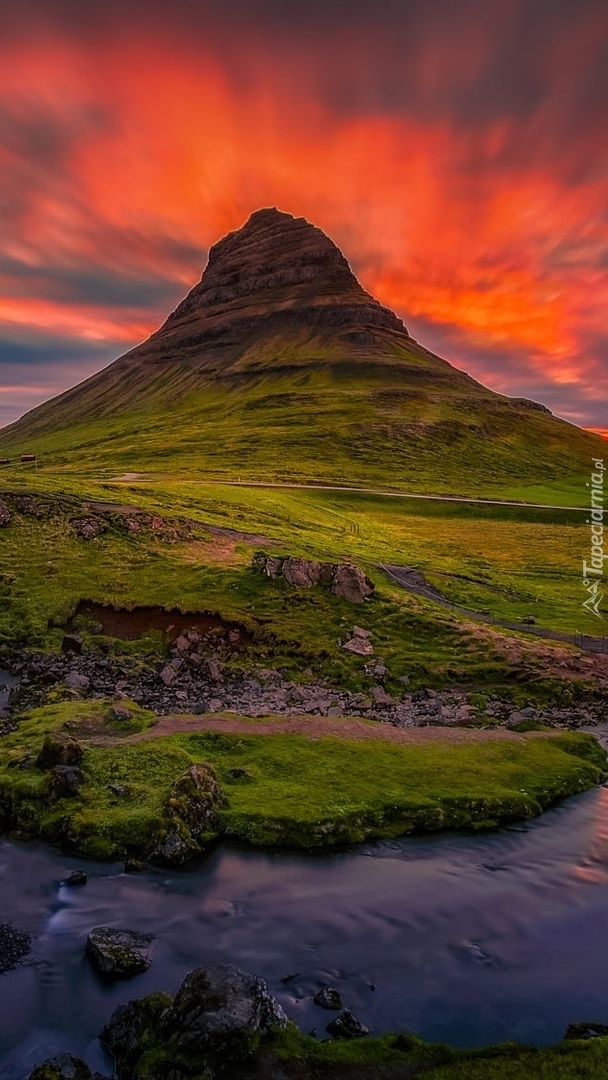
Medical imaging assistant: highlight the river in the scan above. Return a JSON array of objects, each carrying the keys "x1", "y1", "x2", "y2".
[{"x1": 3, "y1": 781, "x2": 608, "y2": 1077}]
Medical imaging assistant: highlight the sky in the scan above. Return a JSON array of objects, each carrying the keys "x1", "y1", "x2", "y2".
[{"x1": 1, "y1": 0, "x2": 607, "y2": 433}]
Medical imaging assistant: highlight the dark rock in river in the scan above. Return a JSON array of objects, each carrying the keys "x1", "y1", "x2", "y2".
[
  {"x1": 165, "y1": 963, "x2": 288, "y2": 1055},
  {"x1": 86, "y1": 926, "x2": 154, "y2": 979},
  {"x1": 326, "y1": 1008, "x2": 370, "y2": 1038},
  {"x1": 28, "y1": 1053, "x2": 99, "y2": 1080},
  {"x1": 101, "y1": 991, "x2": 173, "y2": 1077},
  {"x1": 65, "y1": 869, "x2": 88, "y2": 887},
  {"x1": 313, "y1": 986, "x2": 343, "y2": 1010},
  {"x1": 36, "y1": 732, "x2": 84, "y2": 770},
  {"x1": 0, "y1": 922, "x2": 32, "y2": 973}
]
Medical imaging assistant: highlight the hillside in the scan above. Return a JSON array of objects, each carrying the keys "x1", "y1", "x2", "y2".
[{"x1": 0, "y1": 208, "x2": 602, "y2": 494}]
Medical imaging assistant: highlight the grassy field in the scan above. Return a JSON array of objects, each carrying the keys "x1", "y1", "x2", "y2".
[
  {"x1": 1, "y1": 700, "x2": 604, "y2": 858},
  {"x1": 1, "y1": 472, "x2": 602, "y2": 638}
]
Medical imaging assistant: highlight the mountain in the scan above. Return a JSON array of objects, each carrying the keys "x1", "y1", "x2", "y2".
[{"x1": 0, "y1": 208, "x2": 602, "y2": 494}]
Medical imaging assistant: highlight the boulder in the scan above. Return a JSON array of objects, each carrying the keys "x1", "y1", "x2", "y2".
[
  {"x1": 64, "y1": 672, "x2": 90, "y2": 693},
  {"x1": 37, "y1": 732, "x2": 84, "y2": 770},
  {"x1": 151, "y1": 763, "x2": 226, "y2": 865},
  {"x1": 326, "y1": 1008, "x2": 370, "y2": 1038},
  {"x1": 165, "y1": 963, "x2": 288, "y2": 1056},
  {"x1": 101, "y1": 991, "x2": 173, "y2": 1077},
  {"x1": 86, "y1": 927, "x2": 154, "y2": 979},
  {"x1": 0, "y1": 499, "x2": 11, "y2": 527},
  {"x1": 282, "y1": 557, "x2": 322, "y2": 588},
  {"x1": 28, "y1": 1054, "x2": 93, "y2": 1080},
  {"x1": 331, "y1": 565, "x2": 374, "y2": 603},
  {"x1": 342, "y1": 637, "x2": 374, "y2": 656},
  {"x1": 313, "y1": 986, "x2": 342, "y2": 1010}
]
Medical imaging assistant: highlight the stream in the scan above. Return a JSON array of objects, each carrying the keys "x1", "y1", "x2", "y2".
[{"x1": 3, "y1": 782, "x2": 608, "y2": 1078}]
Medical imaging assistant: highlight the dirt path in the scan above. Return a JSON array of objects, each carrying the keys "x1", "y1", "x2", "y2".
[{"x1": 89, "y1": 713, "x2": 545, "y2": 747}]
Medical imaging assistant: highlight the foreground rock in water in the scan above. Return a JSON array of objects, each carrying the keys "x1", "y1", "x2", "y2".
[
  {"x1": 101, "y1": 964, "x2": 288, "y2": 1078},
  {"x1": 29, "y1": 1053, "x2": 109, "y2": 1080},
  {"x1": 86, "y1": 927, "x2": 154, "y2": 979},
  {"x1": 151, "y1": 762, "x2": 226, "y2": 865},
  {"x1": 0, "y1": 921, "x2": 31, "y2": 973}
]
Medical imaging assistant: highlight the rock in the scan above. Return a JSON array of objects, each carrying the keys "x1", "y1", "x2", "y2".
[
  {"x1": 0, "y1": 499, "x2": 11, "y2": 527},
  {"x1": 343, "y1": 637, "x2": 374, "y2": 656},
  {"x1": 47, "y1": 766, "x2": 86, "y2": 799},
  {"x1": 86, "y1": 927, "x2": 154, "y2": 979},
  {"x1": 282, "y1": 557, "x2": 322, "y2": 588},
  {"x1": 101, "y1": 991, "x2": 174, "y2": 1077},
  {"x1": 202, "y1": 658, "x2": 223, "y2": 682},
  {"x1": 0, "y1": 922, "x2": 31, "y2": 974},
  {"x1": 521, "y1": 615, "x2": 536, "y2": 625},
  {"x1": 352, "y1": 625, "x2": 372, "y2": 639},
  {"x1": 71, "y1": 517, "x2": 104, "y2": 540},
  {"x1": 565, "y1": 1022, "x2": 608, "y2": 1040},
  {"x1": 109, "y1": 784, "x2": 129, "y2": 797},
  {"x1": 64, "y1": 672, "x2": 90, "y2": 693},
  {"x1": 506, "y1": 711, "x2": 525, "y2": 729},
  {"x1": 36, "y1": 732, "x2": 84, "y2": 769},
  {"x1": 164, "y1": 963, "x2": 288, "y2": 1056},
  {"x1": 327, "y1": 706, "x2": 344, "y2": 718},
  {"x1": 124, "y1": 859, "x2": 145, "y2": 873},
  {"x1": 111, "y1": 705, "x2": 132, "y2": 722},
  {"x1": 160, "y1": 664, "x2": 178, "y2": 686},
  {"x1": 61, "y1": 634, "x2": 83, "y2": 655},
  {"x1": 314, "y1": 987, "x2": 342, "y2": 1010},
  {"x1": 255, "y1": 555, "x2": 284, "y2": 578},
  {"x1": 65, "y1": 870, "x2": 88, "y2": 887},
  {"x1": 370, "y1": 685, "x2": 394, "y2": 707},
  {"x1": 28, "y1": 1054, "x2": 92, "y2": 1080},
  {"x1": 326, "y1": 1008, "x2": 370, "y2": 1038},
  {"x1": 175, "y1": 635, "x2": 190, "y2": 652},
  {"x1": 331, "y1": 565, "x2": 374, "y2": 603},
  {"x1": 151, "y1": 763, "x2": 226, "y2": 865}
]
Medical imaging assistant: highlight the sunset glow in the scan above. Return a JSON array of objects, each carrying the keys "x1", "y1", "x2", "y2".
[{"x1": 1, "y1": 0, "x2": 607, "y2": 428}]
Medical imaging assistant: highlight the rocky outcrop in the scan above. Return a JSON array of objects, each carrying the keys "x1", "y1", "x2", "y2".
[
  {"x1": 86, "y1": 927, "x2": 154, "y2": 979},
  {"x1": 313, "y1": 986, "x2": 342, "y2": 1010},
  {"x1": 28, "y1": 1054, "x2": 108, "y2": 1080},
  {"x1": 36, "y1": 732, "x2": 83, "y2": 770},
  {"x1": 0, "y1": 499, "x2": 10, "y2": 526},
  {"x1": 151, "y1": 763, "x2": 226, "y2": 865},
  {"x1": 101, "y1": 964, "x2": 287, "y2": 1078},
  {"x1": 253, "y1": 553, "x2": 374, "y2": 603}
]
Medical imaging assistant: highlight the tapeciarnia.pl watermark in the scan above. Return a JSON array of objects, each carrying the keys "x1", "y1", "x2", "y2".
[{"x1": 582, "y1": 457, "x2": 605, "y2": 619}]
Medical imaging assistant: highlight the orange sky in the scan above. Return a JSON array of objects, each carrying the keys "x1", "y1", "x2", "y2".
[{"x1": 1, "y1": 1, "x2": 607, "y2": 429}]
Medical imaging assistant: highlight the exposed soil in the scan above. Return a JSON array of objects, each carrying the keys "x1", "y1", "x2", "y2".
[
  {"x1": 89, "y1": 713, "x2": 540, "y2": 747},
  {"x1": 64, "y1": 601, "x2": 251, "y2": 643}
]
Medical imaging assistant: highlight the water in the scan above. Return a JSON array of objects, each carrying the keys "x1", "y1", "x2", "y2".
[{"x1": 3, "y1": 784, "x2": 608, "y2": 1077}]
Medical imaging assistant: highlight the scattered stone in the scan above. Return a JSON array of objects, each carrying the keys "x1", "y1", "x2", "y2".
[
  {"x1": 0, "y1": 922, "x2": 32, "y2": 973},
  {"x1": 64, "y1": 672, "x2": 90, "y2": 693},
  {"x1": 36, "y1": 732, "x2": 84, "y2": 770},
  {"x1": 71, "y1": 517, "x2": 104, "y2": 540},
  {"x1": 111, "y1": 705, "x2": 132, "y2": 722},
  {"x1": 47, "y1": 765, "x2": 87, "y2": 799},
  {"x1": 86, "y1": 927, "x2": 154, "y2": 979},
  {"x1": 160, "y1": 664, "x2": 178, "y2": 686},
  {"x1": 109, "y1": 784, "x2": 129, "y2": 797},
  {"x1": 343, "y1": 636, "x2": 374, "y2": 656},
  {"x1": 521, "y1": 615, "x2": 536, "y2": 625},
  {"x1": 0, "y1": 499, "x2": 11, "y2": 527},
  {"x1": 174, "y1": 635, "x2": 190, "y2": 652},
  {"x1": 65, "y1": 870, "x2": 88, "y2": 887},
  {"x1": 326, "y1": 1008, "x2": 370, "y2": 1038},
  {"x1": 314, "y1": 987, "x2": 343, "y2": 1011},
  {"x1": 202, "y1": 658, "x2": 223, "y2": 682}
]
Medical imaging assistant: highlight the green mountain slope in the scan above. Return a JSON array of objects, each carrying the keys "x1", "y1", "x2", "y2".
[{"x1": 0, "y1": 208, "x2": 602, "y2": 494}]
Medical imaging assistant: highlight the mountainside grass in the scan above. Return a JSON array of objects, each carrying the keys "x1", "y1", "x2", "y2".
[{"x1": 0, "y1": 701, "x2": 605, "y2": 858}]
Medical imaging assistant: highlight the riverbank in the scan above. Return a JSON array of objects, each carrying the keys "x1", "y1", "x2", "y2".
[{"x1": 1, "y1": 700, "x2": 605, "y2": 862}]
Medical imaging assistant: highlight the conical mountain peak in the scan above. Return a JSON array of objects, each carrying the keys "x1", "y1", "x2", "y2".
[{"x1": 166, "y1": 207, "x2": 406, "y2": 335}]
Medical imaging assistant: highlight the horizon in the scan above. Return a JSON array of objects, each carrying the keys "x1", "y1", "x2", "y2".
[{"x1": 1, "y1": 1, "x2": 607, "y2": 435}]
